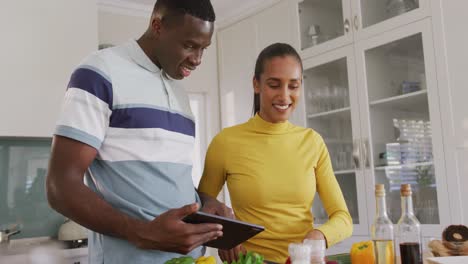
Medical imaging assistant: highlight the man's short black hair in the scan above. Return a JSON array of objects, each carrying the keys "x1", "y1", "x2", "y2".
[{"x1": 154, "y1": 0, "x2": 216, "y2": 23}]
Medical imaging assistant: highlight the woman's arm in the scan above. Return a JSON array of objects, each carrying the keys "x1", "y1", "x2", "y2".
[
  {"x1": 197, "y1": 133, "x2": 246, "y2": 262},
  {"x1": 198, "y1": 134, "x2": 228, "y2": 198},
  {"x1": 312, "y1": 136, "x2": 353, "y2": 247}
]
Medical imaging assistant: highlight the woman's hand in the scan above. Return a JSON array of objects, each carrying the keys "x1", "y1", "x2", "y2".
[
  {"x1": 218, "y1": 244, "x2": 247, "y2": 263},
  {"x1": 305, "y1": 229, "x2": 326, "y2": 241},
  {"x1": 198, "y1": 192, "x2": 234, "y2": 218}
]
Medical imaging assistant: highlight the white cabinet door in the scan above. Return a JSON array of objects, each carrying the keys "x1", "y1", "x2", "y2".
[
  {"x1": 352, "y1": 0, "x2": 431, "y2": 41},
  {"x1": 218, "y1": 18, "x2": 257, "y2": 128},
  {"x1": 300, "y1": 45, "x2": 369, "y2": 236},
  {"x1": 293, "y1": 0, "x2": 354, "y2": 59},
  {"x1": 355, "y1": 18, "x2": 450, "y2": 237},
  {"x1": 292, "y1": 0, "x2": 431, "y2": 59}
]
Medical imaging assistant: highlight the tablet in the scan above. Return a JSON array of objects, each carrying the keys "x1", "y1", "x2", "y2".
[{"x1": 183, "y1": 211, "x2": 265, "y2": 250}]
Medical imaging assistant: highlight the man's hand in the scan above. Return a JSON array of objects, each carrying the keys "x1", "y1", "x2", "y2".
[
  {"x1": 218, "y1": 244, "x2": 247, "y2": 263},
  {"x1": 198, "y1": 192, "x2": 234, "y2": 218},
  {"x1": 130, "y1": 203, "x2": 223, "y2": 254}
]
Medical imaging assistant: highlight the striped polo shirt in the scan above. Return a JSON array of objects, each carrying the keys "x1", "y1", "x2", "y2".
[{"x1": 55, "y1": 40, "x2": 203, "y2": 263}]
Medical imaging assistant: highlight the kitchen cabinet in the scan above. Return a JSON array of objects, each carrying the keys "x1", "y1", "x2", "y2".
[
  {"x1": 293, "y1": 0, "x2": 430, "y2": 59},
  {"x1": 293, "y1": 0, "x2": 452, "y2": 252},
  {"x1": 217, "y1": 0, "x2": 464, "y2": 255},
  {"x1": 295, "y1": 17, "x2": 450, "y2": 253}
]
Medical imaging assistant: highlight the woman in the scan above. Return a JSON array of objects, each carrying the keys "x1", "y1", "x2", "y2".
[{"x1": 198, "y1": 43, "x2": 353, "y2": 264}]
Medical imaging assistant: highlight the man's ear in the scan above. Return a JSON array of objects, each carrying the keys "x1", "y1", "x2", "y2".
[{"x1": 150, "y1": 15, "x2": 163, "y2": 38}]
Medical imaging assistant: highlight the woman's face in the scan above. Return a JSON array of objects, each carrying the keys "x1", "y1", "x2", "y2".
[{"x1": 254, "y1": 55, "x2": 302, "y2": 123}]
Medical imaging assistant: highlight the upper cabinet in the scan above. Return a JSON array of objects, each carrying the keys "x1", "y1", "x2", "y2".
[
  {"x1": 294, "y1": 0, "x2": 354, "y2": 58},
  {"x1": 294, "y1": 0, "x2": 430, "y2": 58},
  {"x1": 217, "y1": 0, "x2": 464, "y2": 253}
]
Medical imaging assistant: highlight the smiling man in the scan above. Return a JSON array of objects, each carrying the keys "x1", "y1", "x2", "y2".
[{"x1": 46, "y1": 1, "x2": 232, "y2": 263}]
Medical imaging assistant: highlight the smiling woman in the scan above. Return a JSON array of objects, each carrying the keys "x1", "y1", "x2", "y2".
[
  {"x1": 252, "y1": 43, "x2": 303, "y2": 123},
  {"x1": 198, "y1": 43, "x2": 353, "y2": 263}
]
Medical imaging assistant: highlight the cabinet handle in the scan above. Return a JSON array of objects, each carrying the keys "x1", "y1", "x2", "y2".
[
  {"x1": 362, "y1": 138, "x2": 370, "y2": 168},
  {"x1": 352, "y1": 139, "x2": 361, "y2": 169},
  {"x1": 353, "y1": 15, "x2": 359, "y2": 30},
  {"x1": 344, "y1": 19, "x2": 350, "y2": 33}
]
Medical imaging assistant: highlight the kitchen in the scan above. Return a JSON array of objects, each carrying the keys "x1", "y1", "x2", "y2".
[{"x1": 0, "y1": 0, "x2": 467, "y2": 263}]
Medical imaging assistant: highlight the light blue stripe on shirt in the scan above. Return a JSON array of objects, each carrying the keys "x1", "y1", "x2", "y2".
[
  {"x1": 87, "y1": 159, "x2": 200, "y2": 220},
  {"x1": 84, "y1": 159, "x2": 202, "y2": 263},
  {"x1": 55, "y1": 125, "x2": 102, "y2": 149}
]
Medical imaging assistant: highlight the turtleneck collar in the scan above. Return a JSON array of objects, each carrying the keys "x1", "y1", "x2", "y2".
[{"x1": 248, "y1": 113, "x2": 294, "y2": 134}]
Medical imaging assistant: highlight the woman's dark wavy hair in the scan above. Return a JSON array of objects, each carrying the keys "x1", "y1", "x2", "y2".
[
  {"x1": 154, "y1": 0, "x2": 216, "y2": 24},
  {"x1": 253, "y1": 43, "x2": 303, "y2": 115}
]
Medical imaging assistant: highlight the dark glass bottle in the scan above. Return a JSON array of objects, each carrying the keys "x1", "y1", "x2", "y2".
[{"x1": 396, "y1": 184, "x2": 422, "y2": 264}]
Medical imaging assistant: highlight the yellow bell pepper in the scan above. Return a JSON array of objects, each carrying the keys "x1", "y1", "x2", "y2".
[
  {"x1": 350, "y1": 240, "x2": 375, "y2": 264},
  {"x1": 195, "y1": 255, "x2": 216, "y2": 264}
]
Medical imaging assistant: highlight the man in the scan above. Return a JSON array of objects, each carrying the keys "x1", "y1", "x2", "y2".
[{"x1": 46, "y1": 0, "x2": 231, "y2": 263}]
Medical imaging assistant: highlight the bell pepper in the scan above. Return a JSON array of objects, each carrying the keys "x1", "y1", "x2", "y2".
[
  {"x1": 350, "y1": 241, "x2": 375, "y2": 264},
  {"x1": 196, "y1": 256, "x2": 216, "y2": 264}
]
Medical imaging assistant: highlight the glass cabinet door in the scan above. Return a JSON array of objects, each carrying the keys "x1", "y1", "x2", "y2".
[
  {"x1": 353, "y1": 0, "x2": 429, "y2": 41},
  {"x1": 296, "y1": 0, "x2": 353, "y2": 57},
  {"x1": 356, "y1": 19, "x2": 449, "y2": 234},
  {"x1": 359, "y1": 0, "x2": 420, "y2": 28},
  {"x1": 300, "y1": 47, "x2": 368, "y2": 235}
]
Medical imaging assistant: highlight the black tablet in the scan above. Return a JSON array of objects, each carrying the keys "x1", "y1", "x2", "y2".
[{"x1": 183, "y1": 211, "x2": 265, "y2": 250}]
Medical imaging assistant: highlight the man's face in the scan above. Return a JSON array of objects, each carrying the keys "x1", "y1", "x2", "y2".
[{"x1": 154, "y1": 14, "x2": 214, "y2": 80}]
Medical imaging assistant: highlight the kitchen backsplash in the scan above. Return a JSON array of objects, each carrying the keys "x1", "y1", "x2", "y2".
[{"x1": 0, "y1": 137, "x2": 65, "y2": 238}]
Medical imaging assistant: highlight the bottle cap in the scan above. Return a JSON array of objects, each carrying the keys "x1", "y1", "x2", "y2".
[
  {"x1": 375, "y1": 184, "x2": 385, "y2": 197},
  {"x1": 401, "y1": 184, "x2": 412, "y2": 196}
]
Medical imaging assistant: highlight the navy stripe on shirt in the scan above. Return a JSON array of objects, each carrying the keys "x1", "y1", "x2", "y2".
[
  {"x1": 109, "y1": 107, "x2": 195, "y2": 137},
  {"x1": 68, "y1": 67, "x2": 113, "y2": 108}
]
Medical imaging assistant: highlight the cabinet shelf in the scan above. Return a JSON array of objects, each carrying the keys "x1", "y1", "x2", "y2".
[
  {"x1": 335, "y1": 169, "x2": 355, "y2": 175},
  {"x1": 307, "y1": 107, "x2": 351, "y2": 119},
  {"x1": 374, "y1": 161, "x2": 433, "y2": 170},
  {"x1": 369, "y1": 90, "x2": 428, "y2": 112}
]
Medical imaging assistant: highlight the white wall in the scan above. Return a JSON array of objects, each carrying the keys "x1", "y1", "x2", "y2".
[
  {"x1": 439, "y1": 1, "x2": 468, "y2": 224},
  {"x1": 0, "y1": 0, "x2": 98, "y2": 137},
  {"x1": 98, "y1": 10, "x2": 149, "y2": 46},
  {"x1": 432, "y1": 0, "x2": 468, "y2": 224}
]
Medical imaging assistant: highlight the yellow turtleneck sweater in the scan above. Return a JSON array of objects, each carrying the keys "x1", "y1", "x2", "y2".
[{"x1": 198, "y1": 114, "x2": 353, "y2": 263}]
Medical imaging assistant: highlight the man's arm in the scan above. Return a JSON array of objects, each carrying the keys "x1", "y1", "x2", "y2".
[{"x1": 47, "y1": 135, "x2": 223, "y2": 254}]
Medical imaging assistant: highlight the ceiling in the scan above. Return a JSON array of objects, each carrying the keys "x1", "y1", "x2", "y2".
[{"x1": 109, "y1": 0, "x2": 269, "y2": 24}]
